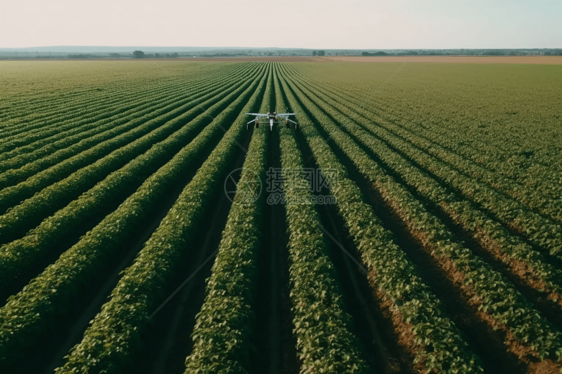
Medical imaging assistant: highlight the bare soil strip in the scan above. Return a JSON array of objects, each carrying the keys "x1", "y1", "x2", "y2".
[
  {"x1": 250, "y1": 128, "x2": 298, "y2": 374},
  {"x1": 324, "y1": 56, "x2": 562, "y2": 64},
  {"x1": 302, "y1": 100, "x2": 528, "y2": 372},
  {"x1": 130, "y1": 130, "x2": 254, "y2": 374},
  {"x1": 293, "y1": 124, "x2": 403, "y2": 373},
  {"x1": 5, "y1": 144, "x2": 205, "y2": 374},
  {"x1": 329, "y1": 117, "x2": 562, "y2": 372}
]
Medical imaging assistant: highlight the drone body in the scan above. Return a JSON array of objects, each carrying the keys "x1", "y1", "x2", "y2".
[{"x1": 245, "y1": 109, "x2": 299, "y2": 131}]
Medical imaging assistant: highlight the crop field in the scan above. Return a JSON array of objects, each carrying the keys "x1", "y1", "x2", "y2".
[{"x1": 0, "y1": 60, "x2": 561, "y2": 374}]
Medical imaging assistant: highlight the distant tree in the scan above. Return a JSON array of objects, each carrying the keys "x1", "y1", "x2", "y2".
[
  {"x1": 312, "y1": 51, "x2": 317, "y2": 56},
  {"x1": 362, "y1": 52, "x2": 369, "y2": 56},
  {"x1": 487, "y1": 50, "x2": 505, "y2": 56},
  {"x1": 133, "y1": 50, "x2": 145, "y2": 58},
  {"x1": 317, "y1": 50, "x2": 325, "y2": 56},
  {"x1": 109, "y1": 53, "x2": 121, "y2": 58},
  {"x1": 154, "y1": 53, "x2": 161, "y2": 58},
  {"x1": 267, "y1": 52, "x2": 273, "y2": 56},
  {"x1": 172, "y1": 52, "x2": 178, "y2": 58}
]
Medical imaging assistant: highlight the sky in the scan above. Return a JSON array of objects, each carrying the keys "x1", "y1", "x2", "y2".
[{"x1": 0, "y1": 0, "x2": 560, "y2": 49}]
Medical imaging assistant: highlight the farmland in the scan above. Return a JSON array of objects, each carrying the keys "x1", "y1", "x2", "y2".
[{"x1": 0, "y1": 59, "x2": 561, "y2": 374}]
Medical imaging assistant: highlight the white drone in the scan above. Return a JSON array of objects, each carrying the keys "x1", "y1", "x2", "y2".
[{"x1": 245, "y1": 109, "x2": 299, "y2": 131}]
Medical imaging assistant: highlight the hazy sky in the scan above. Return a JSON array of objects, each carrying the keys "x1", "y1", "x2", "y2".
[{"x1": 0, "y1": 0, "x2": 560, "y2": 49}]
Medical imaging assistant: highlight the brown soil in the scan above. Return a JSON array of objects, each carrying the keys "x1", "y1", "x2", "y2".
[
  {"x1": 440, "y1": 202, "x2": 562, "y2": 310},
  {"x1": 371, "y1": 281, "x2": 427, "y2": 374},
  {"x1": 528, "y1": 359, "x2": 562, "y2": 374},
  {"x1": 250, "y1": 128, "x2": 298, "y2": 374},
  {"x1": 323, "y1": 56, "x2": 562, "y2": 65},
  {"x1": 379, "y1": 186, "x2": 562, "y2": 373}
]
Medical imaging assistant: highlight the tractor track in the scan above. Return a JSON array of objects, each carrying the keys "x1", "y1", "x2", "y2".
[
  {"x1": 294, "y1": 129, "x2": 405, "y2": 374},
  {"x1": 2, "y1": 118, "x2": 237, "y2": 374},
  {"x1": 129, "y1": 128, "x2": 254, "y2": 374},
  {"x1": 334, "y1": 115, "x2": 562, "y2": 330},
  {"x1": 7, "y1": 146, "x2": 204, "y2": 374},
  {"x1": 250, "y1": 127, "x2": 298, "y2": 374},
  {"x1": 312, "y1": 115, "x2": 527, "y2": 373}
]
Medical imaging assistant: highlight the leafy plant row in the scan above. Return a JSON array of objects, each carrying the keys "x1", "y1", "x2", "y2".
[
  {"x1": 286, "y1": 67, "x2": 562, "y2": 306},
  {"x1": 293, "y1": 64, "x2": 562, "y2": 207},
  {"x1": 293, "y1": 66, "x2": 562, "y2": 243},
  {"x1": 52, "y1": 65, "x2": 268, "y2": 373},
  {"x1": 185, "y1": 67, "x2": 272, "y2": 373},
  {"x1": 0, "y1": 62, "x2": 225, "y2": 128},
  {"x1": 0, "y1": 65, "x2": 263, "y2": 245},
  {"x1": 276, "y1": 65, "x2": 484, "y2": 373},
  {"x1": 347, "y1": 97, "x2": 562, "y2": 225},
  {"x1": 314, "y1": 76, "x2": 562, "y2": 254},
  {"x1": 0, "y1": 61, "x2": 229, "y2": 126},
  {"x1": 0, "y1": 64, "x2": 252, "y2": 188},
  {"x1": 0, "y1": 64, "x2": 268, "y2": 370},
  {"x1": 286, "y1": 67, "x2": 562, "y2": 296},
  {"x1": 0, "y1": 63, "x2": 247, "y2": 160},
  {"x1": 0, "y1": 63, "x2": 241, "y2": 139},
  {"x1": 0, "y1": 81, "x2": 186, "y2": 153},
  {"x1": 280, "y1": 66, "x2": 562, "y2": 365},
  {"x1": 273, "y1": 68, "x2": 372, "y2": 373},
  {"x1": 0, "y1": 65, "x2": 264, "y2": 295},
  {"x1": 344, "y1": 79, "x2": 562, "y2": 203},
  {"x1": 289, "y1": 66, "x2": 562, "y2": 226}
]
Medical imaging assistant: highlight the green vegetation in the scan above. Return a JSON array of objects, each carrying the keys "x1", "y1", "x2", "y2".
[{"x1": 0, "y1": 60, "x2": 561, "y2": 373}]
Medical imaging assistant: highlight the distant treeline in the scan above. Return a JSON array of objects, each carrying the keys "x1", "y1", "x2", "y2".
[
  {"x1": 1, "y1": 48, "x2": 561, "y2": 60},
  {"x1": 361, "y1": 50, "x2": 562, "y2": 56},
  {"x1": 362, "y1": 52, "x2": 388, "y2": 56}
]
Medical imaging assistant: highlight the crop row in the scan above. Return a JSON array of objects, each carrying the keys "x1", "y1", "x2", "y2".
[
  {"x1": 294, "y1": 66, "x2": 562, "y2": 219},
  {"x1": 0, "y1": 62, "x2": 238, "y2": 134},
  {"x1": 313, "y1": 77, "x2": 562, "y2": 250},
  {"x1": 284, "y1": 66, "x2": 562, "y2": 306},
  {"x1": 273, "y1": 69, "x2": 371, "y2": 373},
  {"x1": 0, "y1": 76, "x2": 189, "y2": 145},
  {"x1": 0, "y1": 63, "x2": 246, "y2": 157},
  {"x1": 0, "y1": 64, "x2": 262, "y2": 245},
  {"x1": 0, "y1": 64, "x2": 268, "y2": 370},
  {"x1": 299, "y1": 66, "x2": 562, "y2": 224},
  {"x1": 276, "y1": 65, "x2": 483, "y2": 373},
  {"x1": 0, "y1": 64, "x2": 252, "y2": 188},
  {"x1": 54, "y1": 65, "x2": 267, "y2": 373},
  {"x1": 279, "y1": 65, "x2": 562, "y2": 367},
  {"x1": 185, "y1": 67, "x2": 272, "y2": 373},
  {"x1": 0, "y1": 65, "x2": 264, "y2": 296}
]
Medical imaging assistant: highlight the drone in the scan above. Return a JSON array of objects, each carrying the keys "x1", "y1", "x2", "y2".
[{"x1": 245, "y1": 108, "x2": 299, "y2": 131}]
